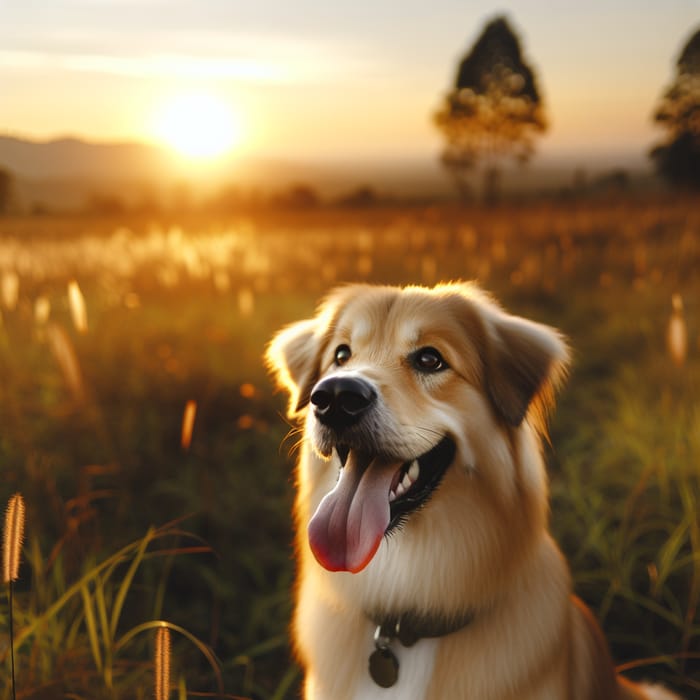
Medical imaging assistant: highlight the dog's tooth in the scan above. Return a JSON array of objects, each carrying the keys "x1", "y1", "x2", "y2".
[
  {"x1": 396, "y1": 482, "x2": 406, "y2": 497},
  {"x1": 408, "y1": 460, "x2": 419, "y2": 482},
  {"x1": 402, "y1": 473, "x2": 412, "y2": 490},
  {"x1": 389, "y1": 489, "x2": 396, "y2": 502}
]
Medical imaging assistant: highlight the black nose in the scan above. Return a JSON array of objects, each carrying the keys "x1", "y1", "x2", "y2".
[{"x1": 310, "y1": 376, "x2": 376, "y2": 430}]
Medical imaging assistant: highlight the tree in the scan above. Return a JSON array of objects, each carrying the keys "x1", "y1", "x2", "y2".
[
  {"x1": 650, "y1": 26, "x2": 700, "y2": 189},
  {"x1": 434, "y1": 15, "x2": 547, "y2": 202}
]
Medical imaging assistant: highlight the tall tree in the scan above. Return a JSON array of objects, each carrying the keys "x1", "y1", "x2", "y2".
[
  {"x1": 651, "y1": 26, "x2": 700, "y2": 189},
  {"x1": 434, "y1": 15, "x2": 547, "y2": 202}
]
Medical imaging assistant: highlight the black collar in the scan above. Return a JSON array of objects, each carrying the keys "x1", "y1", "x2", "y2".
[
  {"x1": 364, "y1": 609, "x2": 475, "y2": 688},
  {"x1": 366, "y1": 608, "x2": 474, "y2": 647}
]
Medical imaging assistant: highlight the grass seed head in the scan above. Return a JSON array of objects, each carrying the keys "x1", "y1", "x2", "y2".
[
  {"x1": 34, "y1": 295, "x2": 51, "y2": 324},
  {"x1": 667, "y1": 293, "x2": 688, "y2": 367},
  {"x1": 181, "y1": 400, "x2": 197, "y2": 450},
  {"x1": 3, "y1": 493, "x2": 26, "y2": 583},
  {"x1": 154, "y1": 626, "x2": 171, "y2": 700},
  {"x1": 68, "y1": 279, "x2": 88, "y2": 334},
  {"x1": 1, "y1": 271, "x2": 19, "y2": 311}
]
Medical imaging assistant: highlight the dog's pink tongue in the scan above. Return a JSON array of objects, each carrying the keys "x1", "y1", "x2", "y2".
[{"x1": 308, "y1": 452, "x2": 400, "y2": 573}]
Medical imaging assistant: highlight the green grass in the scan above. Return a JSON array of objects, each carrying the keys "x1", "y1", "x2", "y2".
[{"x1": 0, "y1": 195, "x2": 698, "y2": 697}]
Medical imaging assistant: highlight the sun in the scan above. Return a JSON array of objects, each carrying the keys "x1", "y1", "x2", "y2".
[{"x1": 152, "y1": 93, "x2": 242, "y2": 159}]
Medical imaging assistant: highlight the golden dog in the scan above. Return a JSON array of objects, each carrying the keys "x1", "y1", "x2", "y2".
[{"x1": 267, "y1": 282, "x2": 680, "y2": 700}]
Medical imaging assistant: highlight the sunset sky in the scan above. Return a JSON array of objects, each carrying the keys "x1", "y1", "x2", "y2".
[{"x1": 1, "y1": 0, "x2": 698, "y2": 165}]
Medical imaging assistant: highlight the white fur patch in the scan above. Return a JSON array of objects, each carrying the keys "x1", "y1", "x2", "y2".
[{"x1": 350, "y1": 637, "x2": 438, "y2": 700}]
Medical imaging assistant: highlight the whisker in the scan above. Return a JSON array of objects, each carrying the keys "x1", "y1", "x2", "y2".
[
  {"x1": 281, "y1": 428, "x2": 310, "y2": 459},
  {"x1": 399, "y1": 424, "x2": 445, "y2": 451}
]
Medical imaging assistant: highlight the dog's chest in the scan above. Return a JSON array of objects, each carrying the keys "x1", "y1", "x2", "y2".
[{"x1": 350, "y1": 636, "x2": 439, "y2": 700}]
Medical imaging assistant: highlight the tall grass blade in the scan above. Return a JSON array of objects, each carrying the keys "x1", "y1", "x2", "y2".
[
  {"x1": 109, "y1": 526, "x2": 155, "y2": 639},
  {"x1": 94, "y1": 575, "x2": 113, "y2": 687},
  {"x1": 177, "y1": 676, "x2": 187, "y2": 700},
  {"x1": 271, "y1": 665, "x2": 300, "y2": 700},
  {"x1": 655, "y1": 512, "x2": 691, "y2": 597},
  {"x1": 8, "y1": 582, "x2": 17, "y2": 700},
  {"x1": 679, "y1": 482, "x2": 700, "y2": 670},
  {"x1": 6, "y1": 524, "x2": 171, "y2": 655},
  {"x1": 80, "y1": 582, "x2": 104, "y2": 673}
]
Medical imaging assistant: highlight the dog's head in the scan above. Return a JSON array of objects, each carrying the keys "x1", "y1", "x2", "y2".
[{"x1": 267, "y1": 282, "x2": 569, "y2": 576}]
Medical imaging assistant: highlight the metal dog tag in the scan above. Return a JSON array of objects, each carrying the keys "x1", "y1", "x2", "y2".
[{"x1": 368, "y1": 647, "x2": 399, "y2": 688}]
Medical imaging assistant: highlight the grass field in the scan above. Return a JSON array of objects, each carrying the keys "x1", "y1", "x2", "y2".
[{"x1": 0, "y1": 195, "x2": 699, "y2": 698}]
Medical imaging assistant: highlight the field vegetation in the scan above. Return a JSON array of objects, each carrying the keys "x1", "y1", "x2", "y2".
[{"x1": 0, "y1": 194, "x2": 698, "y2": 698}]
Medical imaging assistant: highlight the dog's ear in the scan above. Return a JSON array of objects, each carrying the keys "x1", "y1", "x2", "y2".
[
  {"x1": 485, "y1": 312, "x2": 569, "y2": 428},
  {"x1": 266, "y1": 319, "x2": 322, "y2": 417}
]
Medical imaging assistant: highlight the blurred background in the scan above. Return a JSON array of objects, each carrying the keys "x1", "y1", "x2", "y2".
[{"x1": 0, "y1": 1, "x2": 699, "y2": 698}]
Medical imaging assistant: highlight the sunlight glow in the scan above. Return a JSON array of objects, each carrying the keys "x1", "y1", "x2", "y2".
[{"x1": 152, "y1": 93, "x2": 242, "y2": 159}]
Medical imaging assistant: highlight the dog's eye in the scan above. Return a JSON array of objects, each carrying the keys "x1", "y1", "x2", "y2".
[
  {"x1": 334, "y1": 344, "x2": 352, "y2": 366},
  {"x1": 413, "y1": 347, "x2": 448, "y2": 373}
]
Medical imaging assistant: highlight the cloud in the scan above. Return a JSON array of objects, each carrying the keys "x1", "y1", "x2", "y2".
[
  {"x1": 0, "y1": 32, "x2": 377, "y2": 85},
  {"x1": 1, "y1": 49, "x2": 306, "y2": 83}
]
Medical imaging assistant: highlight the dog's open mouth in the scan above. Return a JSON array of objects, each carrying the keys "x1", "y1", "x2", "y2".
[{"x1": 307, "y1": 436, "x2": 455, "y2": 573}]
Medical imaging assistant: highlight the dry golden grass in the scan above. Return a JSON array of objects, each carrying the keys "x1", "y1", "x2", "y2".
[{"x1": 0, "y1": 195, "x2": 697, "y2": 698}]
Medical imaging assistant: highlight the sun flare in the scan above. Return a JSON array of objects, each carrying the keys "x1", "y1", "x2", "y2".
[{"x1": 153, "y1": 93, "x2": 242, "y2": 159}]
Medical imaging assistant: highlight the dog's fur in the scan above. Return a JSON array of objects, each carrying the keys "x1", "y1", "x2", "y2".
[{"x1": 267, "y1": 282, "x2": 681, "y2": 700}]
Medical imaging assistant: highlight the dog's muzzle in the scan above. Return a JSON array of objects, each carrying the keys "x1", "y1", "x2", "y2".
[{"x1": 307, "y1": 374, "x2": 456, "y2": 574}]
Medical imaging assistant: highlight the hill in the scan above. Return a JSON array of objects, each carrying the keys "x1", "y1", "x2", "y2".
[{"x1": 0, "y1": 135, "x2": 178, "y2": 180}]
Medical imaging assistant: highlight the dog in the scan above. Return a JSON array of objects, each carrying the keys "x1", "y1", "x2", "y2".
[{"x1": 266, "y1": 282, "x2": 681, "y2": 700}]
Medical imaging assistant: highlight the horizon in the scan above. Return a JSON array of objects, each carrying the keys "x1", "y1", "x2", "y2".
[
  {"x1": 0, "y1": 129, "x2": 657, "y2": 171},
  {"x1": 0, "y1": 129, "x2": 663, "y2": 214},
  {"x1": 2, "y1": 1, "x2": 698, "y2": 168}
]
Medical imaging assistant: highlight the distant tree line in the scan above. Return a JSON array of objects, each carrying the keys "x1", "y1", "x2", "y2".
[
  {"x1": 80, "y1": 181, "x2": 387, "y2": 216},
  {"x1": 435, "y1": 15, "x2": 700, "y2": 200}
]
